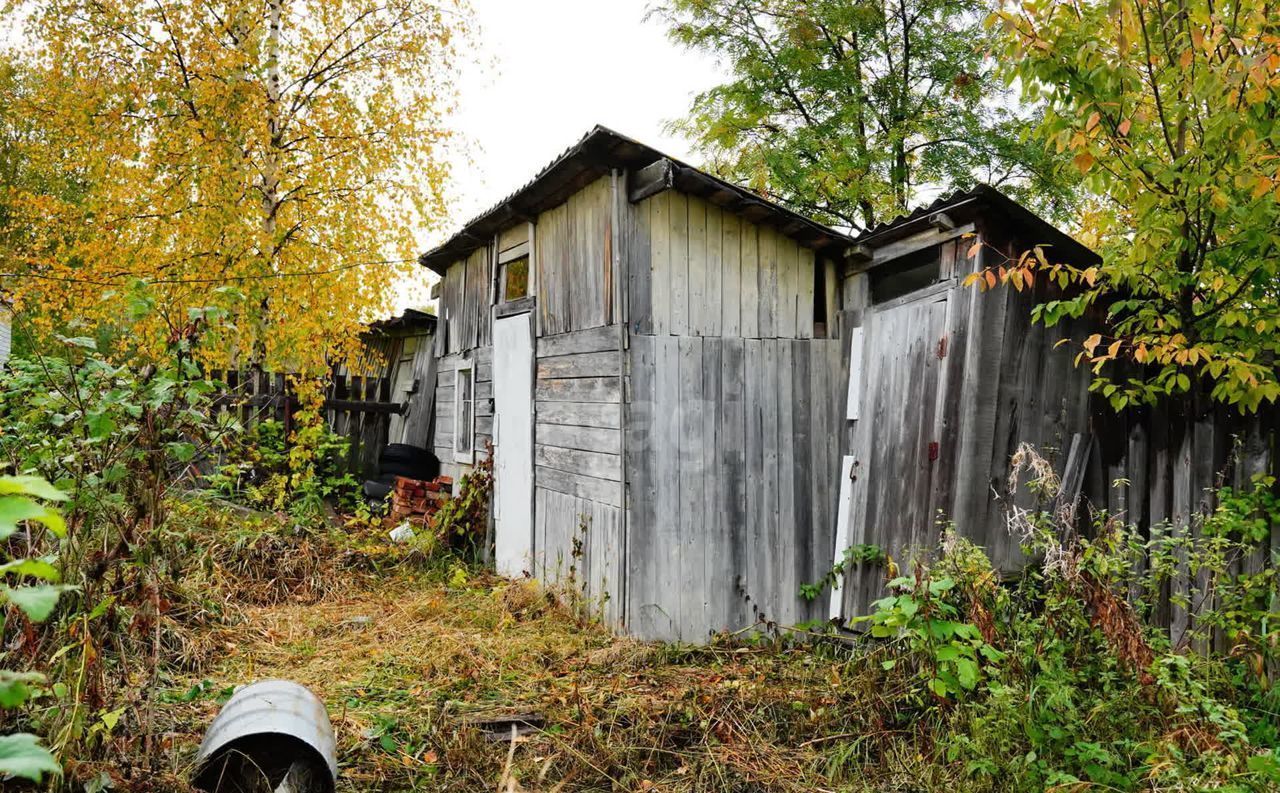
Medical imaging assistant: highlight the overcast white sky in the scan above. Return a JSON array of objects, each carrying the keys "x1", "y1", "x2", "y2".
[
  {"x1": 402, "y1": 0, "x2": 724, "y2": 307},
  {"x1": 445, "y1": 0, "x2": 722, "y2": 225}
]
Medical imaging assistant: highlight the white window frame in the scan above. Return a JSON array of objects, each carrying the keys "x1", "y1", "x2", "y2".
[{"x1": 453, "y1": 361, "x2": 475, "y2": 463}]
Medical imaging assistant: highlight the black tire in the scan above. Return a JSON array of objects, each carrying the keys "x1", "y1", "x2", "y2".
[
  {"x1": 379, "y1": 443, "x2": 435, "y2": 468},
  {"x1": 378, "y1": 457, "x2": 440, "y2": 482},
  {"x1": 363, "y1": 479, "x2": 393, "y2": 501}
]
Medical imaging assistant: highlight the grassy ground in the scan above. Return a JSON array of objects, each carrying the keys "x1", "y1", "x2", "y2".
[
  {"x1": 46, "y1": 501, "x2": 1278, "y2": 792},
  {"x1": 136, "y1": 515, "x2": 904, "y2": 793}
]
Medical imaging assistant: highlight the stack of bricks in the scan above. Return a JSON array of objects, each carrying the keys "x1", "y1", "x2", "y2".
[{"x1": 390, "y1": 475, "x2": 452, "y2": 522}]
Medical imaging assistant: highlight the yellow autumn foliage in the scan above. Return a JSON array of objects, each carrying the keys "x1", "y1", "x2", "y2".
[{"x1": 1, "y1": 0, "x2": 468, "y2": 370}]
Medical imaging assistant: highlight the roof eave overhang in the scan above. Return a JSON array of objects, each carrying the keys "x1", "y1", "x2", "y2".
[
  {"x1": 853, "y1": 185, "x2": 1100, "y2": 267},
  {"x1": 418, "y1": 127, "x2": 855, "y2": 275}
]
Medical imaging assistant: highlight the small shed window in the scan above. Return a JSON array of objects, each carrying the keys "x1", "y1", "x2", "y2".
[
  {"x1": 454, "y1": 363, "x2": 474, "y2": 462},
  {"x1": 497, "y1": 239, "x2": 532, "y2": 305},
  {"x1": 870, "y1": 246, "x2": 941, "y2": 304},
  {"x1": 501, "y1": 255, "x2": 529, "y2": 302}
]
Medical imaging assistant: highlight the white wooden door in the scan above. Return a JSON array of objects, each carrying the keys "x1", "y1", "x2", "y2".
[{"x1": 492, "y1": 312, "x2": 534, "y2": 577}]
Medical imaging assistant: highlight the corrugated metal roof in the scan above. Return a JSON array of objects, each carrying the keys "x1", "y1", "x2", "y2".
[
  {"x1": 853, "y1": 184, "x2": 1100, "y2": 265},
  {"x1": 418, "y1": 125, "x2": 857, "y2": 274}
]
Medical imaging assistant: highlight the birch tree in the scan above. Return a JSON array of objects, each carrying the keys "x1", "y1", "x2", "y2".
[{"x1": 2, "y1": 0, "x2": 467, "y2": 369}]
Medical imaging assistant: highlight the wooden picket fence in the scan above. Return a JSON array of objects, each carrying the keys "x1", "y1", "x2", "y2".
[{"x1": 207, "y1": 367, "x2": 403, "y2": 478}]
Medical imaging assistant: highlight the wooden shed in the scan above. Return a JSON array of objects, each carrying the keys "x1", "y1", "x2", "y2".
[{"x1": 420, "y1": 127, "x2": 1110, "y2": 642}]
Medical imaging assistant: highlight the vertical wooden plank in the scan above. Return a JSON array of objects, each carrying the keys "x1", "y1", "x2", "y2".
[
  {"x1": 686, "y1": 196, "x2": 707, "y2": 337},
  {"x1": 797, "y1": 247, "x2": 816, "y2": 340},
  {"x1": 757, "y1": 228, "x2": 778, "y2": 338},
  {"x1": 626, "y1": 189, "x2": 653, "y2": 335},
  {"x1": 650, "y1": 192, "x2": 671, "y2": 336},
  {"x1": 760, "y1": 341, "x2": 781, "y2": 620},
  {"x1": 625, "y1": 337, "x2": 657, "y2": 635},
  {"x1": 773, "y1": 341, "x2": 796, "y2": 623},
  {"x1": 1170, "y1": 417, "x2": 1193, "y2": 647},
  {"x1": 705, "y1": 205, "x2": 722, "y2": 337},
  {"x1": 720, "y1": 212, "x2": 742, "y2": 337},
  {"x1": 654, "y1": 336, "x2": 682, "y2": 638},
  {"x1": 740, "y1": 223, "x2": 760, "y2": 338},
  {"x1": 702, "y1": 339, "x2": 724, "y2": 633},
  {"x1": 670, "y1": 192, "x2": 690, "y2": 336},
  {"x1": 790, "y1": 340, "x2": 813, "y2": 621},
  {"x1": 823, "y1": 257, "x2": 838, "y2": 339},
  {"x1": 811, "y1": 340, "x2": 836, "y2": 617},
  {"x1": 677, "y1": 337, "x2": 704, "y2": 640},
  {"x1": 776, "y1": 237, "x2": 798, "y2": 339},
  {"x1": 720, "y1": 337, "x2": 748, "y2": 630},
  {"x1": 744, "y1": 338, "x2": 764, "y2": 623}
]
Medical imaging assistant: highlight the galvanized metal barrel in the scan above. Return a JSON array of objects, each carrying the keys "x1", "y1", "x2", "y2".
[{"x1": 194, "y1": 679, "x2": 337, "y2": 793}]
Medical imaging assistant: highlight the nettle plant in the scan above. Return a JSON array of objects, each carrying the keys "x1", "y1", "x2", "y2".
[
  {"x1": 857, "y1": 557, "x2": 1006, "y2": 701},
  {"x1": 0, "y1": 475, "x2": 72, "y2": 783}
]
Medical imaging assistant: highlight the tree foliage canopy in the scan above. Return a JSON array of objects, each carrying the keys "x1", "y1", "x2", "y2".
[
  {"x1": 995, "y1": 0, "x2": 1280, "y2": 411},
  {"x1": 1, "y1": 0, "x2": 466, "y2": 369},
  {"x1": 654, "y1": 0, "x2": 1077, "y2": 231}
]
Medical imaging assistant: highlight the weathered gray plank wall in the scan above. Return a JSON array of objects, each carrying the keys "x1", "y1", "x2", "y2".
[
  {"x1": 532, "y1": 324, "x2": 625, "y2": 626},
  {"x1": 535, "y1": 176, "x2": 615, "y2": 335},
  {"x1": 839, "y1": 231, "x2": 1098, "y2": 619},
  {"x1": 626, "y1": 335, "x2": 844, "y2": 642},
  {"x1": 1087, "y1": 395, "x2": 1278, "y2": 647},
  {"x1": 626, "y1": 190, "x2": 831, "y2": 340},
  {"x1": 835, "y1": 225, "x2": 1278, "y2": 650},
  {"x1": 431, "y1": 346, "x2": 493, "y2": 481},
  {"x1": 439, "y1": 245, "x2": 492, "y2": 356},
  {"x1": 395, "y1": 332, "x2": 439, "y2": 449}
]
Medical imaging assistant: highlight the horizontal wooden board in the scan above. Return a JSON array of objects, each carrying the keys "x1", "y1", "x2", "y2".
[
  {"x1": 536, "y1": 443, "x2": 622, "y2": 481},
  {"x1": 537, "y1": 325, "x2": 621, "y2": 357},
  {"x1": 536, "y1": 423, "x2": 621, "y2": 454},
  {"x1": 536, "y1": 401, "x2": 622, "y2": 429},
  {"x1": 535, "y1": 466, "x2": 623, "y2": 507},
  {"x1": 536, "y1": 350, "x2": 620, "y2": 379},
  {"x1": 535, "y1": 376, "x2": 620, "y2": 403}
]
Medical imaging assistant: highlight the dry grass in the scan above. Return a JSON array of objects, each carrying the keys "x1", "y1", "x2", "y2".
[{"x1": 111, "y1": 519, "x2": 911, "y2": 793}]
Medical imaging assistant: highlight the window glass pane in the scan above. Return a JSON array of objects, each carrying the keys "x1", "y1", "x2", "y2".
[
  {"x1": 870, "y1": 247, "x2": 941, "y2": 304},
  {"x1": 503, "y1": 256, "x2": 529, "y2": 301},
  {"x1": 455, "y1": 368, "x2": 473, "y2": 454}
]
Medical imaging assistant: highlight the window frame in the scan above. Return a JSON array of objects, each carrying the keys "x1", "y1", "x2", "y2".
[
  {"x1": 497, "y1": 240, "x2": 532, "y2": 305},
  {"x1": 453, "y1": 361, "x2": 475, "y2": 464}
]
